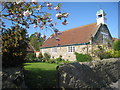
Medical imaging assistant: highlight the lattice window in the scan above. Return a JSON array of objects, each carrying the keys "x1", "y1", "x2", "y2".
[
  {"x1": 101, "y1": 32, "x2": 108, "y2": 44},
  {"x1": 68, "y1": 46, "x2": 75, "y2": 52}
]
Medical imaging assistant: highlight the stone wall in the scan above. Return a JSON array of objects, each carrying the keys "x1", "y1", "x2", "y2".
[
  {"x1": 41, "y1": 45, "x2": 93, "y2": 61},
  {"x1": 2, "y1": 67, "x2": 27, "y2": 89},
  {"x1": 57, "y1": 58, "x2": 120, "y2": 89}
]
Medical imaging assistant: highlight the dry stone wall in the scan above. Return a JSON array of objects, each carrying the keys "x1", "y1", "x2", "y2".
[
  {"x1": 2, "y1": 67, "x2": 27, "y2": 89},
  {"x1": 57, "y1": 58, "x2": 120, "y2": 89}
]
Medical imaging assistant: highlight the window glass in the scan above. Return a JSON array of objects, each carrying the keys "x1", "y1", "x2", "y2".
[{"x1": 68, "y1": 46, "x2": 75, "y2": 52}]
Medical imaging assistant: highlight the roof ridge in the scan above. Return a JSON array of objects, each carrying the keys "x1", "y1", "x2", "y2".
[{"x1": 62, "y1": 22, "x2": 97, "y2": 33}]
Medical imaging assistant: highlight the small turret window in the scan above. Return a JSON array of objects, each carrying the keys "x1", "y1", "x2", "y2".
[{"x1": 98, "y1": 14, "x2": 102, "y2": 18}]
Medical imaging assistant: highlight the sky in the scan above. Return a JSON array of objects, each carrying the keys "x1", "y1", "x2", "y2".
[
  {"x1": 27, "y1": 2, "x2": 118, "y2": 39},
  {"x1": 2, "y1": 2, "x2": 118, "y2": 38}
]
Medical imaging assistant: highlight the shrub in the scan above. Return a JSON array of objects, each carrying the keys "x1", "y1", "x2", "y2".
[
  {"x1": 38, "y1": 53, "x2": 43, "y2": 61},
  {"x1": 112, "y1": 51, "x2": 120, "y2": 58},
  {"x1": 74, "y1": 52, "x2": 92, "y2": 62},
  {"x1": 93, "y1": 46, "x2": 113, "y2": 60},
  {"x1": 95, "y1": 49, "x2": 112, "y2": 60},
  {"x1": 47, "y1": 59, "x2": 56, "y2": 64},
  {"x1": 113, "y1": 40, "x2": 120, "y2": 51},
  {"x1": 43, "y1": 53, "x2": 51, "y2": 62},
  {"x1": 47, "y1": 55, "x2": 73, "y2": 64},
  {"x1": 105, "y1": 50, "x2": 120, "y2": 58},
  {"x1": 25, "y1": 53, "x2": 36, "y2": 62},
  {"x1": 47, "y1": 56, "x2": 63, "y2": 64}
]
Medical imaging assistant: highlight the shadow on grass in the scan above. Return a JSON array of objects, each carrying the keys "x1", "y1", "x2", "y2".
[
  {"x1": 23, "y1": 68, "x2": 58, "y2": 89},
  {"x1": 23, "y1": 63, "x2": 31, "y2": 66}
]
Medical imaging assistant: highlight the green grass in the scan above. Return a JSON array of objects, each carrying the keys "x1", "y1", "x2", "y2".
[{"x1": 24, "y1": 62, "x2": 58, "y2": 88}]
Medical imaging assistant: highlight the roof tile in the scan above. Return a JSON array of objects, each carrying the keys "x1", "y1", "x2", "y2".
[{"x1": 41, "y1": 23, "x2": 98, "y2": 48}]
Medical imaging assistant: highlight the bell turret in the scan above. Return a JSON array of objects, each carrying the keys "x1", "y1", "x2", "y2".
[{"x1": 96, "y1": 9, "x2": 107, "y2": 25}]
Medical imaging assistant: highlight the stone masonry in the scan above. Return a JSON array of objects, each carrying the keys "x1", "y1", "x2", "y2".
[
  {"x1": 57, "y1": 58, "x2": 120, "y2": 89},
  {"x1": 41, "y1": 44, "x2": 93, "y2": 61}
]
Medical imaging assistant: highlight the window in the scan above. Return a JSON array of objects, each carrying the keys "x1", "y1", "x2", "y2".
[
  {"x1": 68, "y1": 46, "x2": 75, "y2": 52},
  {"x1": 52, "y1": 47, "x2": 57, "y2": 52},
  {"x1": 101, "y1": 32, "x2": 108, "y2": 44}
]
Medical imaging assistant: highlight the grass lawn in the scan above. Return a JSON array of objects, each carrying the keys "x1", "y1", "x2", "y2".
[{"x1": 23, "y1": 62, "x2": 58, "y2": 88}]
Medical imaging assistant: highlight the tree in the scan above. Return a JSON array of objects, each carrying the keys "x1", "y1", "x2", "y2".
[
  {"x1": 1, "y1": 2, "x2": 69, "y2": 32},
  {"x1": 1, "y1": 1, "x2": 69, "y2": 67},
  {"x1": 2, "y1": 25, "x2": 28, "y2": 67},
  {"x1": 113, "y1": 39, "x2": 120, "y2": 51},
  {"x1": 29, "y1": 32, "x2": 43, "y2": 51}
]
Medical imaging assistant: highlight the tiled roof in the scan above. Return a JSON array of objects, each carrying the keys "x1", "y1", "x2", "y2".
[
  {"x1": 41, "y1": 23, "x2": 99, "y2": 48},
  {"x1": 112, "y1": 38, "x2": 119, "y2": 42}
]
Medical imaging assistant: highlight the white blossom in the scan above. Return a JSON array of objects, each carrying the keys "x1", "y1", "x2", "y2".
[
  {"x1": 48, "y1": 18, "x2": 52, "y2": 22},
  {"x1": 62, "y1": 21, "x2": 68, "y2": 25},
  {"x1": 41, "y1": 35, "x2": 46, "y2": 39},
  {"x1": 37, "y1": 18, "x2": 41, "y2": 23},
  {"x1": 63, "y1": 13, "x2": 69, "y2": 18},
  {"x1": 16, "y1": 0, "x2": 26, "y2": 4},
  {"x1": 32, "y1": 0, "x2": 37, "y2": 2},
  {"x1": 34, "y1": 24, "x2": 37, "y2": 28},
  {"x1": 23, "y1": 10, "x2": 32, "y2": 17},
  {"x1": 50, "y1": 36, "x2": 54, "y2": 39},
  {"x1": 54, "y1": 6, "x2": 60, "y2": 11},
  {"x1": 47, "y1": 3, "x2": 52, "y2": 7},
  {"x1": 36, "y1": 5, "x2": 42, "y2": 10},
  {"x1": 56, "y1": 13, "x2": 62, "y2": 18},
  {"x1": 40, "y1": 25, "x2": 44, "y2": 29}
]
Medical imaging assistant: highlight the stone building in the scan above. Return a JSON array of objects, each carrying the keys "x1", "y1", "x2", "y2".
[{"x1": 40, "y1": 9, "x2": 113, "y2": 61}]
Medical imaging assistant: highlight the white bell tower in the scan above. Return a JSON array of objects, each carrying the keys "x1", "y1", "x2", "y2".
[{"x1": 96, "y1": 9, "x2": 107, "y2": 25}]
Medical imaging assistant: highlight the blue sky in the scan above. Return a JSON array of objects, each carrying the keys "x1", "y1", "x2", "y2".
[
  {"x1": 27, "y1": 2, "x2": 118, "y2": 38},
  {"x1": 2, "y1": 2, "x2": 118, "y2": 38}
]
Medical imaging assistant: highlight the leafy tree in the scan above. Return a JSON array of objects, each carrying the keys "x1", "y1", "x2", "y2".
[
  {"x1": 1, "y1": 1, "x2": 69, "y2": 67},
  {"x1": 29, "y1": 32, "x2": 43, "y2": 51},
  {"x1": 2, "y1": 25, "x2": 28, "y2": 67},
  {"x1": 113, "y1": 39, "x2": 120, "y2": 51}
]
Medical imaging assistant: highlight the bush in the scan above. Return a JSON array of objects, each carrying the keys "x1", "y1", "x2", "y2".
[
  {"x1": 47, "y1": 59, "x2": 56, "y2": 64},
  {"x1": 94, "y1": 45, "x2": 120, "y2": 59},
  {"x1": 25, "y1": 53, "x2": 36, "y2": 62},
  {"x1": 47, "y1": 55, "x2": 73, "y2": 64},
  {"x1": 38, "y1": 53, "x2": 43, "y2": 61},
  {"x1": 113, "y1": 40, "x2": 120, "y2": 51},
  {"x1": 43, "y1": 53, "x2": 51, "y2": 62},
  {"x1": 93, "y1": 46, "x2": 113, "y2": 60},
  {"x1": 95, "y1": 49, "x2": 112, "y2": 60},
  {"x1": 47, "y1": 56, "x2": 63, "y2": 64},
  {"x1": 112, "y1": 50, "x2": 120, "y2": 58},
  {"x1": 74, "y1": 52, "x2": 92, "y2": 62}
]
